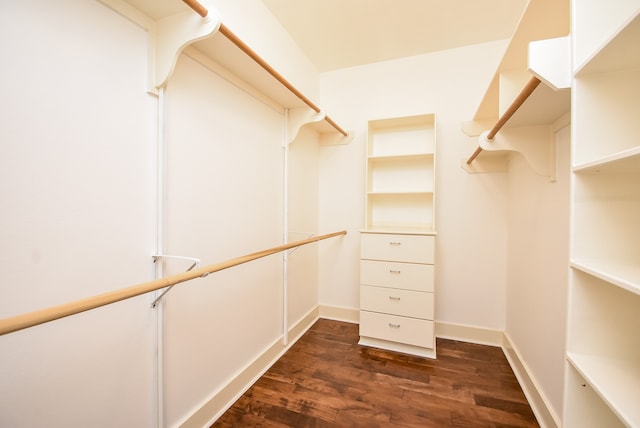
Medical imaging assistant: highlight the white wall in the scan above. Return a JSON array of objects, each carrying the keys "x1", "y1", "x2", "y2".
[
  {"x1": 317, "y1": 41, "x2": 511, "y2": 332},
  {"x1": 287, "y1": 127, "x2": 321, "y2": 328},
  {"x1": 506, "y1": 125, "x2": 570, "y2": 422},
  {"x1": 0, "y1": 1, "x2": 326, "y2": 427},
  {"x1": 162, "y1": 54, "x2": 285, "y2": 426},
  {"x1": 0, "y1": 1, "x2": 156, "y2": 426}
]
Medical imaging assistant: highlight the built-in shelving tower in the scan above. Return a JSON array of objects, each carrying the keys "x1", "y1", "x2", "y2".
[
  {"x1": 359, "y1": 114, "x2": 437, "y2": 359},
  {"x1": 564, "y1": 1, "x2": 640, "y2": 427}
]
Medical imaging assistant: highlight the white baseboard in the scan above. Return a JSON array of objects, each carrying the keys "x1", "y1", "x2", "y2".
[
  {"x1": 318, "y1": 304, "x2": 359, "y2": 323},
  {"x1": 179, "y1": 307, "x2": 320, "y2": 428},
  {"x1": 435, "y1": 321, "x2": 504, "y2": 346},
  {"x1": 502, "y1": 333, "x2": 560, "y2": 428}
]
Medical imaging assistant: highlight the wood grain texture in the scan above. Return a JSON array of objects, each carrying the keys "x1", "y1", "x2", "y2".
[{"x1": 213, "y1": 319, "x2": 538, "y2": 427}]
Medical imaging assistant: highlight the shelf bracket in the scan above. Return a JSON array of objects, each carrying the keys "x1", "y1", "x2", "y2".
[
  {"x1": 466, "y1": 126, "x2": 556, "y2": 180},
  {"x1": 286, "y1": 107, "x2": 326, "y2": 145},
  {"x1": 150, "y1": 0, "x2": 220, "y2": 92},
  {"x1": 286, "y1": 107, "x2": 354, "y2": 146}
]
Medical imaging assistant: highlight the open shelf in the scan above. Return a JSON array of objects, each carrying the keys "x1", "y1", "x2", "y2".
[
  {"x1": 573, "y1": 69, "x2": 640, "y2": 166},
  {"x1": 101, "y1": 0, "x2": 351, "y2": 143},
  {"x1": 566, "y1": 268, "x2": 640, "y2": 427},
  {"x1": 366, "y1": 193, "x2": 434, "y2": 233},
  {"x1": 572, "y1": 172, "x2": 640, "y2": 268},
  {"x1": 461, "y1": 0, "x2": 570, "y2": 177},
  {"x1": 365, "y1": 114, "x2": 436, "y2": 232},
  {"x1": 567, "y1": 353, "x2": 640, "y2": 427},
  {"x1": 367, "y1": 157, "x2": 434, "y2": 193},
  {"x1": 574, "y1": 7, "x2": 640, "y2": 75},
  {"x1": 573, "y1": 146, "x2": 640, "y2": 174},
  {"x1": 571, "y1": 260, "x2": 640, "y2": 297}
]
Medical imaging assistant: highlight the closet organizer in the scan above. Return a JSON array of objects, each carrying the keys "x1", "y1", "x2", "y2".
[
  {"x1": 0, "y1": 0, "x2": 353, "y2": 332},
  {"x1": 461, "y1": 0, "x2": 570, "y2": 179}
]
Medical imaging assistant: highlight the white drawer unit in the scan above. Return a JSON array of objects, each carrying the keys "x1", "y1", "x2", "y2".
[
  {"x1": 360, "y1": 285, "x2": 434, "y2": 319},
  {"x1": 359, "y1": 311, "x2": 434, "y2": 349},
  {"x1": 360, "y1": 233, "x2": 434, "y2": 264},
  {"x1": 360, "y1": 260, "x2": 434, "y2": 292},
  {"x1": 359, "y1": 232, "x2": 436, "y2": 358},
  {"x1": 360, "y1": 114, "x2": 436, "y2": 359}
]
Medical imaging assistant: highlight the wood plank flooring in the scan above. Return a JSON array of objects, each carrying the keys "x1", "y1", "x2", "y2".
[{"x1": 212, "y1": 319, "x2": 538, "y2": 427}]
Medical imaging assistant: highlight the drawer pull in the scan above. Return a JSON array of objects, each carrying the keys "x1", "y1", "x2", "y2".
[
  {"x1": 388, "y1": 323, "x2": 401, "y2": 328},
  {"x1": 389, "y1": 296, "x2": 401, "y2": 301},
  {"x1": 389, "y1": 241, "x2": 402, "y2": 246},
  {"x1": 389, "y1": 269, "x2": 401, "y2": 274}
]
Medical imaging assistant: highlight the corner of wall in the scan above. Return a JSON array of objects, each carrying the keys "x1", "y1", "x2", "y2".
[{"x1": 502, "y1": 332, "x2": 561, "y2": 428}]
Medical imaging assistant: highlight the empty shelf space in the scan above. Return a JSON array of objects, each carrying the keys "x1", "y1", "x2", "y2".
[
  {"x1": 573, "y1": 146, "x2": 640, "y2": 173},
  {"x1": 571, "y1": 260, "x2": 640, "y2": 296},
  {"x1": 567, "y1": 353, "x2": 640, "y2": 427}
]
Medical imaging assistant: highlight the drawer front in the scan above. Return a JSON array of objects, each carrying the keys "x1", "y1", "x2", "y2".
[
  {"x1": 361, "y1": 286, "x2": 433, "y2": 319},
  {"x1": 360, "y1": 260, "x2": 434, "y2": 292},
  {"x1": 361, "y1": 233, "x2": 434, "y2": 263},
  {"x1": 359, "y1": 311, "x2": 434, "y2": 348}
]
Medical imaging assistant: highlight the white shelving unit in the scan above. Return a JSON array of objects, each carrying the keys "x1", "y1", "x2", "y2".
[
  {"x1": 460, "y1": 0, "x2": 570, "y2": 179},
  {"x1": 99, "y1": 0, "x2": 352, "y2": 145},
  {"x1": 564, "y1": 2, "x2": 640, "y2": 427},
  {"x1": 359, "y1": 114, "x2": 437, "y2": 358},
  {"x1": 364, "y1": 114, "x2": 436, "y2": 233}
]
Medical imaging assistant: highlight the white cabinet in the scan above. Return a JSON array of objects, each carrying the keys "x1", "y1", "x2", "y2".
[
  {"x1": 359, "y1": 114, "x2": 437, "y2": 358},
  {"x1": 565, "y1": 2, "x2": 640, "y2": 427}
]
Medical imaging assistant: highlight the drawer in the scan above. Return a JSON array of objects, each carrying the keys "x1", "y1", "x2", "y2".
[
  {"x1": 361, "y1": 233, "x2": 434, "y2": 264},
  {"x1": 360, "y1": 285, "x2": 433, "y2": 319},
  {"x1": 359, "y1": 311, "x2": 434, "y2": 349},
  {"x1": 360, "y1": 260, "x2": 434, "y2": 292}
]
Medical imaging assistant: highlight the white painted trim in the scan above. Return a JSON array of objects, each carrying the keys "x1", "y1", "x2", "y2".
[
  {"x1": 318, "y1": 305, "x2": 359, "y2": 323},
  {"x1": 179, "y1": 307, "x2": 320, "y2": 428},
  {"x1": 502, "y1": 332, "x2": 560, "y2": 428},
  {"x1": 435, "y1": 321, "x2": 504, "y2": 346}
]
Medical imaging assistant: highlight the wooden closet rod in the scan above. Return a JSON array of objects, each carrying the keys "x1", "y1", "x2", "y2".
[
  {"x1": 181, "y1": 0, "x2": 348, "y2": 137},
  {"x1": 0, "y1": 230, "x2": 347, "y2": 336},
  {"x1": 466, "y1": 76, "x2": 541, "y2": 165}
]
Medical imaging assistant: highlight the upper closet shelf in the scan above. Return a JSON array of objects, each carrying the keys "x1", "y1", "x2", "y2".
[
  {"x1": 99, "y1": 0, "x2": 352, "y2": 145},
  {"x1": 461, "y1": 0, "x2": 570, "y2": 179}
]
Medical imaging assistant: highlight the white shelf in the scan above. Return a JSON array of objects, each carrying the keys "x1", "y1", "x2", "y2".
[
  {"x1": 573, "y1": 146, "x2": 640, "y2": 174},
  {"x1": 360, "y1": 227, "x2": 436, "y2": 236},
  {"x1": 567, "y1": 1, "x2": 640, "y2": 427},
  {"x1": 101, "y1": 0, "x2": 350, "y2": 141},
  {"x1": 575, "y1": 9, "x2": 640, "y2": 76},
  {"x1": 368, "y1": 191, "x2": 433, "y2": 196},
  {"x1": 501, "y1": 82, "x2": 570, "y2": 129},
  {"x1": 570, "y1": 260, "x2": 640, "y2": 297},
  {"x1": 567, "y1": 352, "x2": 640, "y2": 427},
  {"x1": 368, "y1": 153, "x2": 434, "y2": 162},
  {"x1": 365, "y1": 114, "x2": 436, "y2": 231}
]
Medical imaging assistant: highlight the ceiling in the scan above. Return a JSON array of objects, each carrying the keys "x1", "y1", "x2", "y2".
[{"x1": 261, "y1": 0, "x2": 528, "y2": 72}]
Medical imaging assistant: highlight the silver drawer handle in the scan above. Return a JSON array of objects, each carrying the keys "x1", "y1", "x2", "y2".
[
  {"x1": 389, "y1": 270, "x2": 401, "y2": 274},
  {"x1": 389, "y1": 296, "x2": 401, "y2": 301},
  {"x1": 388, "y1": 323, "x2": 401, "y2": 328},
  {"x1": 389, "y1": 241, "x2": 402, "y2": 246}
]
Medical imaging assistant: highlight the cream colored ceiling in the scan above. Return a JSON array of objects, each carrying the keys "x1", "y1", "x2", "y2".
[{"x1": 262, "y1": 0, "x2": 528, "y2": 71}]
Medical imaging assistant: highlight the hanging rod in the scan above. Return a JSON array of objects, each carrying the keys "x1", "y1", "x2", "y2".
[
  {"x1": 0, "y1": 230, "x2": 347, "y2": 336},
  {"x1": 181, "y1": 0, "x2": 348, "y2": 137},
  {"x1": 466, "y1": 76, "x2": 542, "y2": 165}
]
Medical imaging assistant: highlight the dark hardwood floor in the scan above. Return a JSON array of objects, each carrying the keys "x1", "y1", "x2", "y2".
[{"x1": 212, "y1": 319, "x2": 538, "y2": 427}]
